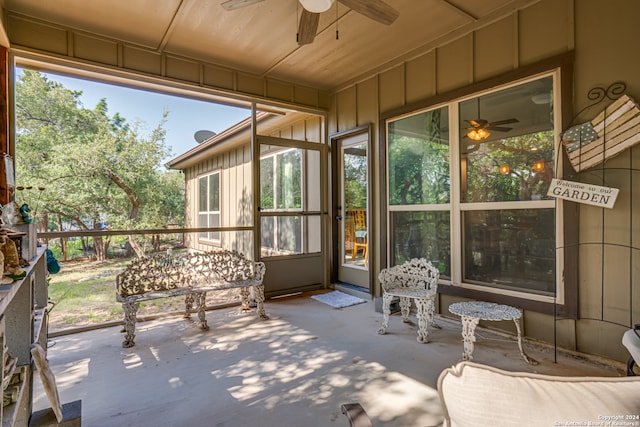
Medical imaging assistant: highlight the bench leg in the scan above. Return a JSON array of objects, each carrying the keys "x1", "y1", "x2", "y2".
[
  {"x1": 240, "y1": 287, "x2": 251, "y2": 312},
  {"x1": 122, "y1": 301, "x2": 139, "y2": 348},
  {"x1": 377, "y1": 292, "x2": 392, "y2": 335},
  {"x1": 460, "y1": 315, "x2": 479, "y2": 361},
  {"x1": 184, "y1": 294, "x2": 195, "y2": 319},
  {"x1": 415, "y1": 299, "x2": 430, "y2": 343},
  {"x1": 195, "y1": 292, "x2": 209, "y2": 330},
  {"x1": 254, "y1": 285, "x2": 269, "y2": 319},
  {"x1": 400, "y1": 297, "x2": 411, "y2": 323},
  {"x1": 424, "y1": 297, "x2": 440, "y2": 329}
]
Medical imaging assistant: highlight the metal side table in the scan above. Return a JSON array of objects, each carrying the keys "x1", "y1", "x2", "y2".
[{"x1": 448, "y1": 301, "x2": 538, "y2": 365}]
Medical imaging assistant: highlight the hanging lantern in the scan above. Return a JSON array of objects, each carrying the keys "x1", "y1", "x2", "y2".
[{"x1": 533, "y1": 160, "x2": 545, "y2": 172}]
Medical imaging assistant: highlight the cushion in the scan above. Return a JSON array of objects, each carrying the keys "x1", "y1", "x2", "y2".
[{"x1": 438, "y1": 361, "x2": 640, "y2": 427}]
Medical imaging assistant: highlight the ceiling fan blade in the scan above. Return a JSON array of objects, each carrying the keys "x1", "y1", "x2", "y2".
[
  {"x1": 490, "y1": 118, "x2": 519, "y2": 126},
  {"x1": 298, "y1": 8, "x2": 320, "y2": 45},
  {"x1": 221, "y1": 0, "x2": 265, "y2": 10},
  {"x1": 338, "y1": 0, "x2": 399, "y2": 25},
  {"x1": 487, "y1": 126, "x2": 513, "y2": 132},
  {"x1": 466, "y1": 119, "x2": 487, "y2": 128}
]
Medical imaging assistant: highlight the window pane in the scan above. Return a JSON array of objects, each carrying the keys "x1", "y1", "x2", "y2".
[
  {"x1": 210, "y1": 213, "x2": 220, "y2": 241},
  {"x1": 276, "y1": 150, "x2": 302, "y2": 209},
  {"x1": 260, "y1": 215, "x2": 302, "y2": 256},
  {"x1": 460, "y1": 77, "x2": 554, "y2": 203},
  {"x1": 277, "y1": 216, "x2": 302, "y2": 254},
  {"x1": 198, "y1": 213, "x2": 207, "y2": 239},
  {"x1": 388, "y1": 107, "x2": 450, "y2": 205},
  {"x1": 306, "y1": 150, "x2": 321, "y2": 212},
  {"x1": 344, "y1": 143, "x2": 367, "y2": 211},
  {"x1": 390, "y1": 211, "x2": 450, "y2": 278},
  {"x1": 209, "y1": 173, "x2": 219, "y2": 211},
  {"x1": 260, "y1": 216, "x2": 275, "y2": 255},
  {"x1": 198, "y1": 177, "x2": 207, "y2": 211},
  {"x1": 307, "y1": 215, "x2": 321, "y2": 253},
  {"x1": 260, "y1": 157, "x2": 275, "y2": 209},
  {"x1": 463, "y1": 209, "x2": 555, "y2": 295}
]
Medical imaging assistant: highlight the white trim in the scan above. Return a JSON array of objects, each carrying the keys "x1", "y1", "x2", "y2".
[
  {"x1": 197, "y1": 170, "x2": 222, "y2": 245},
  {"x1": 450, "y1": 102, "x2": 463, "y2": 285},
  {"x1": 460, "y1": 200, "x2": 555, "y2": 210},
  {"x1": 553, "y1": 70, "x2": 565, "y2": 305},
  {"x1": 389, "y1": 204, "x2": 450, "y2": 211},
  {"x1": 450, "y1": 281, "x2": 560, "y2": 304}
]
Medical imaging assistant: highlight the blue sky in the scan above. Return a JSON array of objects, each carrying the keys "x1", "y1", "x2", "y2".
[{"x1": 34, "y1": 71, "x2": 250, "y2": 163}]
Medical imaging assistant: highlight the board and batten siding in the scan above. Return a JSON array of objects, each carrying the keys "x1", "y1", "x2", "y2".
[
  {"x1": 182, "y1": 114, "x2": 324, "y2": 259},
  {"x1": 327, "y1": 0, "x2": 640, "y2": 362},
  {"x1": 184, "y1": 144, "x2": 253, "y2": 257}
]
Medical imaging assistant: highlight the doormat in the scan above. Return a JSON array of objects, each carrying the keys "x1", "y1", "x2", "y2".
[{"x1": 310, "y1": 291, "x2": 366, "y2": 309}]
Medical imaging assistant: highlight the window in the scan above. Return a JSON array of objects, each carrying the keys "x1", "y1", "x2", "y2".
[
  {"x1": 198, "y1": 171, "x2": 220, "y2": 243},
  {"x1": 260, "y1": 148, "x2": 303, "y2": 255},
  {"x1": 388, "y1": 106, "x2": 451, "y2": 276},
  {"x1": 387, "y1": 73, "x2": 559, "y2": 300}
]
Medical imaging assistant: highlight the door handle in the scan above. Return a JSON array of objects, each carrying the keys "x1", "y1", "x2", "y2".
[{"x1": 335, "y1": 215, "x2": 342, "y2": 220}]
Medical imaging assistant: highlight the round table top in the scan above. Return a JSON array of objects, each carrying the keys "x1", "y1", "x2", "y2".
[{"x1": 448, "y1": 301, "x2": 521, "y2": 321}]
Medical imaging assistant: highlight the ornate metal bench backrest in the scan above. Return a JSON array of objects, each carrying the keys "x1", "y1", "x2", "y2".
[
  {"x1": 186, "y1": 250, "x2": 266, "y2": 286},
  {"x1": 378, "y1": 258, "x2": 439, "y2": 295},
  {"x1": 116, "y1": 250, "x2": 265, "y2": 298}
]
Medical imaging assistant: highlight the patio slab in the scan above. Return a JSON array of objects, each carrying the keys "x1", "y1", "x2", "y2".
[{"x1": 34, "y1": 290, "x2": 625, "y2": 427}]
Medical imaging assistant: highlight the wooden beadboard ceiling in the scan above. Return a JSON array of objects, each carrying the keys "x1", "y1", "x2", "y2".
[{"x1": 3, "y1": 0, "x2": 538, "y2": 91}]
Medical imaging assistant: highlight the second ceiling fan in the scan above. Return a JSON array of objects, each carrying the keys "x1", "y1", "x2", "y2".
[
  {"x1": 463, "y1": 96, "x2": 518, "y2": 145},
  {"x1": 221, "y1": 0, "x2": 399, "y2": 45}
]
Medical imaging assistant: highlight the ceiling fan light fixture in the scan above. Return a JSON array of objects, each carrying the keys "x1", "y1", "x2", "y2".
[
  {"x1": 299, "y1": 0, "x2": 334, "y2": 13},
  {"x1": 467, "y1": 128, "x2": 490, "y2": 141}
]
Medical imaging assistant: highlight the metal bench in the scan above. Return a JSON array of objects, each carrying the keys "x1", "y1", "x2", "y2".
[
  {"x1": 115, "y1": 250, "x2": 269, "y2": 348},
  {"x1": 377, "y1": 258, "x2": 439, "y2": 343}
]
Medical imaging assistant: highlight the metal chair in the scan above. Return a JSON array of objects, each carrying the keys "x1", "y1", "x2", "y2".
[{"x1": 377, "y1": 258, "x2": 439, "y2": 343}]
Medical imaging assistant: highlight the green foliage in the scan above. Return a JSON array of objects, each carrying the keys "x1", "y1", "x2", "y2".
[
  {"x1": 46, "y1": 257, "x2": 239, "y2": 331},
  {"x1": 464, "y1": 131, "x2": 554, "y2": 202},
  {"x1": 260, "y1": 148, "x2": 302, "y2": 209},
  {"x1": 388, "y1": 109, "x2": 450, "y2": 205},
  {"x1": 14, "y1": 69, "x2": 185, "y2": 239},
  {"x1": 343, "y1": 145, "x2": 367, "y2": 208},
  {"x1": 275, "y1": 149, "x2": 302, "y2": 209}
]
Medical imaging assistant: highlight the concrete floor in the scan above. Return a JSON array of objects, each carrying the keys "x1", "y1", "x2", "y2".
[{"x1": 34, "y1": 290, "x2": 626, "y2": 427}]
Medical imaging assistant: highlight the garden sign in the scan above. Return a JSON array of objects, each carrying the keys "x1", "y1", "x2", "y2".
[{"x1": 547, "y1": 178, "x2": 618, "y2": 209}]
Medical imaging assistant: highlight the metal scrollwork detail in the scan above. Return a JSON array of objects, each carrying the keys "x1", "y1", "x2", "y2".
[
  {"x1": 115, "y1": 250, "x2": 268, "y2": 347},
  {"x1": 377, "y1": 259, "x2": 440, "y2": 343},
  {"x1": 581, "y1": 82, "x2": 627, "y2": 116}
]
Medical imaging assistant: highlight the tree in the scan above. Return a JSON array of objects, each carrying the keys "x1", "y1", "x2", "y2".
[{"x1": 14, "y1": 70, "x2": 184, "y2": 260}]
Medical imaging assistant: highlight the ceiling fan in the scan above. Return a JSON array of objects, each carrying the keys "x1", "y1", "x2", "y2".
[
  {"x1": 463, "y1": 96, "x2": 518, "y2": 146},
  {"x1": 464, "y1": 117, "x2": 519, "y2": 141},
  {"x1": 463, "y1": 117, "x2": 518, "y2": 153},
  {"x1": 221, "y1": 0, "x2": 399, "y2": 45}
]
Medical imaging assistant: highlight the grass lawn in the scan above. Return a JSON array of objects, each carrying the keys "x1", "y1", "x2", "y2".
[{"x1": 47, "y1": 257, "x2": 240, "y2": 332}]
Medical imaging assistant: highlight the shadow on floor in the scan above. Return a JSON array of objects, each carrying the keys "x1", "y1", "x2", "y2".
[{"x1": 34, "y1": 290, "x2": 624, "y2": 427}]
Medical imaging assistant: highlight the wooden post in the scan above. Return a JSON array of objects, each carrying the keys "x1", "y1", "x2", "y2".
[{"x1": 0, "y1": 46, "x2": 9, "y2": 206}]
